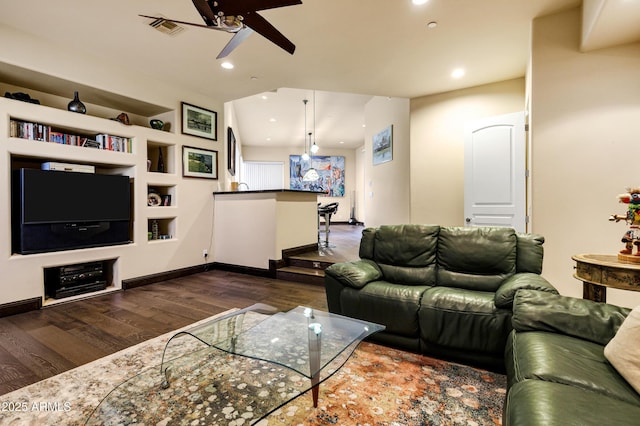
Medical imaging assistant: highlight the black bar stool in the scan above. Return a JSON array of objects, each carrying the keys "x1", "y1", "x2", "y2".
[{"x1": 317, "y1": 202, "x2": 339, "y2": 247}]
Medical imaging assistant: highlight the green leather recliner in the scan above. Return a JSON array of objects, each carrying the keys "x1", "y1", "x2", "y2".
[
  {"x1": 324, "y1": 224, "x2": 558, "y2": 369},
  {"x1": 504, "y1": 289, "x2": 638, "y2": 425}
]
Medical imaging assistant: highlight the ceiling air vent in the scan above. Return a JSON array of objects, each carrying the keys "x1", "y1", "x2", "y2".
[{"x1": 148, "y1": 16, "x2": 184, "y2": 36}]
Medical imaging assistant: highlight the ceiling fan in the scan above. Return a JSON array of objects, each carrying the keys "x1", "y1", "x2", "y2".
[{"x1": 140, "y1": 0, "x2": 302, "y2": 59}]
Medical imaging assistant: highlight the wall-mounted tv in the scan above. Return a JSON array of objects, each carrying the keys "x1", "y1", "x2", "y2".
[{"x1": 12, "y1": 168, "x2": 132, "y2": 254}]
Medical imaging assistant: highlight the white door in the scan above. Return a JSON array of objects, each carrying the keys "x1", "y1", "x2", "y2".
[{"x1": 464, "y1": 111, "x2": 526, "y2": 232}]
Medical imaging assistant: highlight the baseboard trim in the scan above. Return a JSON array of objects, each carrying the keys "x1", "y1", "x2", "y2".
[
  {"x1": 282, "y1": 243, "x2": 318, "y2": 258},
  {"x1": 122, "y1": 264, "x2": 212, "y2": 290},
  {"x1": 0, "y1": 297, "x2": 42, "y2": 318},
  {"x1": 320, "y1": 221, "x2": 364, "y2": 226},
  {"x1": 212, "y1": 262, "x2": 273, "y2": 278}
]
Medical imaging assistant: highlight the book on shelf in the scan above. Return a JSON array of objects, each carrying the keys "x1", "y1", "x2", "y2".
[
  {"x1": 95, "y1": 134, "x2": 132, "y2": 153},
  {"x1": 9, "y1": 119, "x2": 132, "y2": 153}
]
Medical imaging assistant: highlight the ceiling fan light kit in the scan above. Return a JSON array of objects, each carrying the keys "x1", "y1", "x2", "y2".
[{"x1": 140, "y1": 0, "x2": 302, "y2": 59}]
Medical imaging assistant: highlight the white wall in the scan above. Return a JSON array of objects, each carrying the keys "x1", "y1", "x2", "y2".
[
  {"x1": 364, "y1": 97, "x2": 411, "y2": 227},
  {"x1": 354, "y1": 144, "x2": 366, "y2": 223},
  {"x1": 530, "y1": 8, "x2": 640, "y2": 307},
  {"x1": 410, "y1": 78, "x2": 526, "y2": 226}
]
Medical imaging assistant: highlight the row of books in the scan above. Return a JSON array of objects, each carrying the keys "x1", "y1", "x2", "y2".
[{"x1": 9, "y1": 119, "x2": 133, "y2": 153}]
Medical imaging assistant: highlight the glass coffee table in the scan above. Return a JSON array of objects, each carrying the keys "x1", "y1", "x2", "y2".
[{"x1": 85, "y1": 304, "x2": 384, "y2": 425}]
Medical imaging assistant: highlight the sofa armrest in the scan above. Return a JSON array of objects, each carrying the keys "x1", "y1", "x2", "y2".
[
  {"x1": 494, "y1": 273, "x2": 558, "y2": 308},
  {"x1": 511, "y1": 289, "x2": 631, "y2": 345},
  {"x1": 324, "y1": 259, "x2": 382, "y2": 289}
]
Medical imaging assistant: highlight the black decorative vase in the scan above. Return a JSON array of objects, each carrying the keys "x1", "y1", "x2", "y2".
[
  {"x1": 157, "y1": 147, "x2": 165, "y2": 173},
  {"x1": 150, "y1": 119, "x2": 164, "y2": 130},
  {"x1": 67, "y1": 91, "x2": 86, "y2": 114}
]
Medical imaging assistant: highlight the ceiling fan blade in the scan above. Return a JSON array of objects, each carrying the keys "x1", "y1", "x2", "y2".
[
  {"x1": 241, "y1": 11, "x2": 295, "y2": 55},
  {"x1": 217, "y1": 27, "x2": 254, "y2": 59},
  {"x1": 214, "y1": 0, "x2": 301, "y2": 16},
  {"x1": 191, "y1": 0, "x2": 217, "y2": 25},
  {"x1": 139, "y1": 14, "x2": 223, "y2": 31}
]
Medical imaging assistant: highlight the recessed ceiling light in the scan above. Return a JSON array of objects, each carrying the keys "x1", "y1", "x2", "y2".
[
  {"x1": 269, "y1": 118, "x2": 277, "y2": 122},
  {"x1": 427, "y1": 21, "x2": 438, "y2": 29},
  {"x1": 266, "y1": 137, "x2": 271, "y2": 141},
  {"x1": 339, "y1": 141, "x2": 345, "y2": 144},
  {"x1": 451, "y1": 68, "x2": 465, "y2": 79},
  {"x1": 221, "y1": 62, "x2": 234, "y2": 69},
  {"x1": 261, "y1": 95, "x2": 268, "y2": 100},
  {"x1": 413, "y1": 0, "x2": 429, "y2": 5}
]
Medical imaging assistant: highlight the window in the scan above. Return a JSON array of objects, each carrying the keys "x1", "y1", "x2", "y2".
[{"x1": 240, "y1": 161, "x2": 284, "y2": 190}]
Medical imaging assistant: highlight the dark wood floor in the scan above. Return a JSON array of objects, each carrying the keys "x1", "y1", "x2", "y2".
[
  {"x1": 303, "y1": 224, "x2": 363, "y2": 263},
  {"x1": 0, "y1": 224, "x2": 364, "y2": 396},
  {"x1": 0, "y1": 270, "x2": 329, "y2": 396}
]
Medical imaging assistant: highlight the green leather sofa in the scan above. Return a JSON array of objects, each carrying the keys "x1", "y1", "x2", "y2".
[
  {"x1": 324, "y1": 224, "x2": 558, "y2": 369},
  {"x1": 504, "y1": 289, "x2": 640, "y2": 425}
]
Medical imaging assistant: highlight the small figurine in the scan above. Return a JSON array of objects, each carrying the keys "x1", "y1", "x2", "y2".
[{"x1": 609, "y1": 187, "x2": 640, "y2": 256}]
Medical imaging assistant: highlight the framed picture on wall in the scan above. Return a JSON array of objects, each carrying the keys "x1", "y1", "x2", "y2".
[
  {"x1": 181, "y1": 102, "x2": 217, "y2": 140},
  {"x1": 227, "y1": 126, "x2": 236, "y2": 176},
  {"x1": 373, "y1": 125, "x2": 393, "y2": 165},
  {"x1": 182, "y1": 146, "x2": 218, "y2": 179}
]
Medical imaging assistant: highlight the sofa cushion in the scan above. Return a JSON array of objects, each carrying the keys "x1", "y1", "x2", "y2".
[
  {"x1": 515, "y1": 233, "x2": 544, "y2": 274},
  {"x1": 605, "y1": 305, "x2": 640, "y2": 394},
  {"x1": 437, "y1": 226, "x2": 516, "y2": 291},
  {"x1": 358, "y1": 227, "x2": 376, "y2": 259},
  {"x1": 420, "y1": 287, "x2": 512, "y2": 355},
  {"x1": 505, "y1": 330, "x2": 640, "y2": 405},
  {"x1": 366, "y1": 224, "x2": 439, "y2": 285},
  {"x1": 505, "y1": 380, "x2": 640, "y2": 426},
  {"x1": 340, "y1": 281, "x2": 430, "y2": 337}
]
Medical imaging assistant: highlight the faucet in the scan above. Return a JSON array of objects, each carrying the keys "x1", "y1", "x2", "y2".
[{"x1": 237, "y1": 182, "x2": 249, "y2": 191}]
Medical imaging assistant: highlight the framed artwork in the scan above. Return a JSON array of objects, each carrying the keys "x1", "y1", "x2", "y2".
[
  {"x1": 181, "y1": 102, "x2": 217, "y2": 140},
  {"x1": 290, "y1": 155, "x2": 345, "y2": 196},
  {"x1": 227, "y1": 126, "x2": 236, "y2": 176},
  {"x1": 373, "y1": 125, "x2": 393, "y2": 165},
  {"x1": 182, "y1": 145, "x2": 218, "y2": 179}
]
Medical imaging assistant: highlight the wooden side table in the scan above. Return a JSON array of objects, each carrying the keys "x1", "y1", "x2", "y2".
[{"x1": 572, "y1": 254, "x2": 640, "y2": 302}]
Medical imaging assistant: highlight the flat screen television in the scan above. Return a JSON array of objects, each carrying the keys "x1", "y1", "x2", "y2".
[{"x1": 12, "y1": 168, "x2": 132, "y2": 254}]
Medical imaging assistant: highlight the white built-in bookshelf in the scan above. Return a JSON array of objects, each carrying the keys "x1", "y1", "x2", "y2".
[{"x1": 0, "y1": 85, "x2": 184, "y2": 306}]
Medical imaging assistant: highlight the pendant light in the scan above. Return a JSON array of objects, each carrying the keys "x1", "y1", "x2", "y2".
[
  {"x1": 303, "y1": 131, "x2": 319, "y2": 181},
  {"x1": 301, "y1": 99, "x2": 310, "y2": 161},
  {"x1": 310, "y1": 90, "x2": 319, "y2": 154}
]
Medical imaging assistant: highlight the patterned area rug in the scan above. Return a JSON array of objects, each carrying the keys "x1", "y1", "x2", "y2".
[
  {"x1": 266, "y1": 343, "x2": 505, "y2": 426},
  {"x1": 0, "y1": 310, "x2": 506, "y2": 425}
]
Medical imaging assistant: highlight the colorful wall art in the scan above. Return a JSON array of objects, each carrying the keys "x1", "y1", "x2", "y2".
[{"x1": 289, "y1": 155, "x2": 345, "y2": 197}]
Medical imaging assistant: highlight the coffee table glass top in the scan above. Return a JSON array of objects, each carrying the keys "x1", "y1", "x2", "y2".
[
  {"x1": 86, "y1": 304, "x2": 384, "y2": 425},
  {"x1": 165, "y1": 304, "x2": 383, "y2": 379}
]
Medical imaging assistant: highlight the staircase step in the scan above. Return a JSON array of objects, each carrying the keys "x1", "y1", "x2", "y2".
[
  {"x1": 287, "y1": 257, "x2": 333, "y2": 270},
  {"x1": 276, "y1": 266, "x2": 325, "y2": 286}
]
